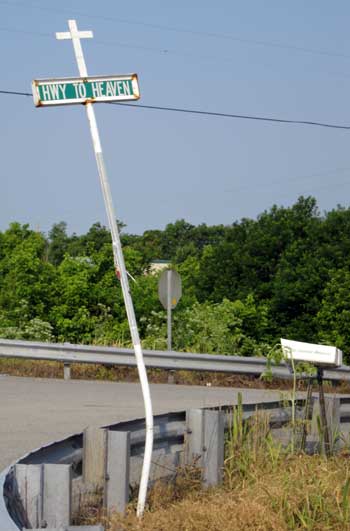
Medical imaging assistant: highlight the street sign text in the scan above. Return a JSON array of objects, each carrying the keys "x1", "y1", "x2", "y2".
[{"x1": 32, "y1": 74, "x2": 140, "y2": 107}]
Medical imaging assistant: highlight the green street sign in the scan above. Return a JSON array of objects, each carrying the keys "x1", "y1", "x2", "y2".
[{"x1": 32, "y1": 74, "x2": 140, "y2": 107}]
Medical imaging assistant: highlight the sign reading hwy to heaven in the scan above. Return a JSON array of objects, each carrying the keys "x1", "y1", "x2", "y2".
[{"x1": 32, "y1": 74, "x2": 140, "y2": 106}]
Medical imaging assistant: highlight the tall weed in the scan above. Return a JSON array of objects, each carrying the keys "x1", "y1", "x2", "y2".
[{"x1": 225, "y1": 393, "x2": 283, "y2": 488}]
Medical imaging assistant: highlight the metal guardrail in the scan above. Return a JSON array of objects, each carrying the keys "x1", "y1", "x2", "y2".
[
  {"x1": 2, "y1": 398, "x2": 308, "y2": 530},
  {"x1": 3, "y1": 395, "x2": 350, "y2": 529},
  {"x1": 0, "y1": 466, "x2": 18, "y2": 531},
  {"x1": 0, "y1": 338, "x2": 350, "y2": 381}
]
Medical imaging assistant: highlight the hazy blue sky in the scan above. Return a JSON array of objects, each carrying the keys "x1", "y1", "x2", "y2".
[{"x1": 1, "y1": 1, "x2": 350, "y2": 235}]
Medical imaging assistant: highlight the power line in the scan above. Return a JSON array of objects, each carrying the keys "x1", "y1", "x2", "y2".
[
  {"x1": 1, "y1": 88, "x2": 350, "y2": 131},
  {"x1": 94, "y1": 38, "x2": 350, "y2": 83},
  {"x1": 1, "y1": 26, "x2": 350, "y2": 86},
  {"x1": 0, "y1": 89, "x2": 31, "y2": 96},
  {"x1": 1, "y1": 0, "x2": 350, "y2": 62},
  {"x1": 110, "y1": 102, "x2": 350, "y2": 130},
  {"x1": 0, "y1": 25, "x2": 342, "y2": 72}
]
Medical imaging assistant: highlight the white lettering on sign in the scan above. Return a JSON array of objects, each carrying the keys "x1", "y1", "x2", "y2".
[
  {"x1": 49, "y1": 84, "x2": 60, "y2": 99},
  {"x1": 72, "y1": 83, "x2": 86, "y2": 98},
  {"x1": 106, "y1": 81, "x2": 116, "y2": 97},
  {"x1": 41, "y1": 85, "x2": 51, "y2": 100},
  {"x1": 119, "y1": 81, "x2": 131, "y2": 96},
  {"x1": 58, "y1": 84, "x2": 67, "y2": 99},
  {"x1": 78, "y1": 83, "x2": 86, "y2": 98},
  {"x1": 34, "y1": 76, "x2": 138, "y2": 105},
  {"x1": 91, "y1": 82, "x2": 99, "y2": 97},
  {"x1": 73, "y1": 83, "x2": 79, "y2": 98},
  {"x1": 40, "y1": 84, "x2": 67, "y2": 101},
  {"x1": 91, "y1": 82, "x2": 103, "y2": 98}
]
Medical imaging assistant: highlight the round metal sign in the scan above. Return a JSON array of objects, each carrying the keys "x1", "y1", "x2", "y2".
[{"x1": 158, "y1": 269, "x2": 182, "y2": 309}]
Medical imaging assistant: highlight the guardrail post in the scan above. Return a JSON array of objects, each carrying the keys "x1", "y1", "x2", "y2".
[
  {"x1": 42, "y1": 464, "x2": 72, "y2": 528},
  {"x1": 104, "y1": 431, "x2": 130, "y2": 514},
  {"x1": 186, "y1": 409, "x2": 225, "y2": 488},
  {"x1": 64, "y1": 362, "x2": 71, "y2": 380},
  {"x1": 15, "y1": 464, "x2": 43, "y2": 528},
  {"x1": 167, "y1": 370, "x2": 176, "y2": 384},
  {"x1": 186, "y1": 409, "x2": 204, "y2": 467},
  {"x1": 83, "y1": 427, "x2": 107, "y2": 490},
  {"x1": 203, "y1": 409, "x2": 225, "y2": 488},
  {"x1": 310, "y1": 395, "x2": 340, "y2": 453}
]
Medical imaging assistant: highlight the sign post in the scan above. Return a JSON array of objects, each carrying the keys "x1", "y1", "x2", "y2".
[
  {"x1": 158, "y1": 269, "x2": 182, "y2": 351},
  {"x1": 32, "y1": 19, "x2": 153, "y2": 518}
]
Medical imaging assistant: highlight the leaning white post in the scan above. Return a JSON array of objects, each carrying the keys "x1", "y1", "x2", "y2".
[
  {"x1": 55, "y1": 19, "x2": 153, "y2": 517},
  {"x1": 167, "y1": 270, "x2": 172, "y2": 351}
]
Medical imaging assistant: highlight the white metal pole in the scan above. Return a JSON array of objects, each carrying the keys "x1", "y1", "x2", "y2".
[
  {"x1": 167, "y1": 270, "x2": 172, "y2": 351},
  {"x1": 56, "y1": 20, "x2": 153, "y2": 517}
]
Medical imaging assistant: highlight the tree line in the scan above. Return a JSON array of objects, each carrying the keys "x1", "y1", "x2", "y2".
[{"x1": 1, "y1": 196, "x2": 349, "y2": 360}]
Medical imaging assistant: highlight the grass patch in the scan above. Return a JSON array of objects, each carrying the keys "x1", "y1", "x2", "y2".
[
  {"x1": 75, "y1": 400, "x2": 350, "y2": 531},
  {"x1": 0, "y1": 358, "x2": 63, "y2": 379},
  {"x1": 84, "y1": 455, "x2": 350, "y2": 530}
]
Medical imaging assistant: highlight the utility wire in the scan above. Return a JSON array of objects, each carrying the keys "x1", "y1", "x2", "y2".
[
  {"x1": 1, "y1": 26, "x2": 348, "y2": 88},
  {"x1": 1, "y1": 25, "x2": 347, "y2": 77},
  {"x1": 1, "y1": 26, "x2": 350, "y2": 85},
  {"x1": 110, "y1": 102, "x2": 350, "y2": 130},
  {"x1": 1, "y1": 88, "x2": 350, "y2": 131},
  {"x1": 1, "y1": 0, "x2": 349, "y2": 62},
  {"x1": 0, "y1": 89, "x2": 31, "y2": 96}
]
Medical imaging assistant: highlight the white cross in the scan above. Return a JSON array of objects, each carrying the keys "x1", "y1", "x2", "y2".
[
  {"x1": 56, "y1": 20, "x2": 93, "y2": 78},
  {"x1": 53, "y1": 18, "x2": 153, "y2": 517}
]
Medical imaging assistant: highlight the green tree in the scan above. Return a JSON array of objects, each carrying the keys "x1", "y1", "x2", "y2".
[
  {"x1": 317, "y1": 269, "x2": 350, "y2": 359},
  {"x1": 0, "y1": 226, "x2": 56, "y2": 326},
  {"x1": 49, "y1": 254, "x2": 98, "y2": 342},
  {"x1": 142, "y1": 296, "x2": 270, "y2": 356},
  {"x1": 48, "y1": 221, "x2": 69, "y2": 265}
]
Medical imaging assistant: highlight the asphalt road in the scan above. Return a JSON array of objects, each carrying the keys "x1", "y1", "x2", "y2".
[{"x1": 0, "y1": 375, "x2": 285, "y2": 471}]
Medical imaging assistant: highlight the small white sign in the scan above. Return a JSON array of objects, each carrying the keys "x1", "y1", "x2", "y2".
[{"x1": 281, "y1": 338, "x2": 343, "y2": 367}]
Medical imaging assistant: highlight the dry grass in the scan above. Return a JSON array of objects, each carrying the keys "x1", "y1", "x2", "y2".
[
  {"x1": 98, "y1": 454, "x2": 350, "y2": 531},
  {"x1": 107, "y1": 488, "x2": 287, "y2": 531},
  {"x1": 0, "y1": 358, "x2": 63, "y2": 378},
  {"x1": 75, "y1": 405, "x2": 350, "y2": 531},
  {"x1": 1, "y1": 357, "x2": 349, "y2": 394}
]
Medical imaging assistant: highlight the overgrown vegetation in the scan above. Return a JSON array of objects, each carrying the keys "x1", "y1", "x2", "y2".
[
  {"x1": 1, "y1": 196, "x2": 350, "y2": 360},
  {"x1": 102, "y1": 457, "x2": 350, "y2": 530},
  {"x1": 77, "y1": 400, "x2": 350, "y2": 530}
]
